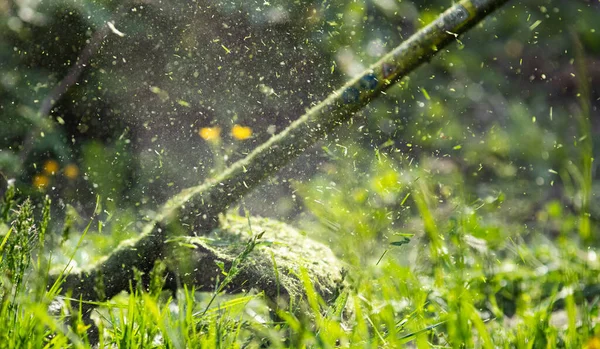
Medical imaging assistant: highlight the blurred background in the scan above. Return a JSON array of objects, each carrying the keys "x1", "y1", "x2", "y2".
[{"x1": 1, "y1": 0, "x2": 599, "y2": 264}]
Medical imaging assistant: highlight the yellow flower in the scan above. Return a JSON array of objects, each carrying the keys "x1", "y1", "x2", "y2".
[
  {"x1": 75, "y1": 321, "x2": 91, "y2": 335},
  {"x1": 199, "y1": 127, "x2": 222, "y2": 142},
  {"x1": 586, "y1": 337, "x2": 600, "y2": 349},
  {"x1": 33, "y1": 174, "x2": 49, "y2": 189},
  {"x1": 43, "y1": 159, "x2": 60, "y2": 175},
  {"x1": 64, "y1": 164, "x2": 79, "y2": 180},
  {"x1": 231, "y1": 124, "x2": 252, "y2": 140}
]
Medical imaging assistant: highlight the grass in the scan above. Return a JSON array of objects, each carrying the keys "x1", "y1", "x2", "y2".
[{"x1": 2, "y1": 150, "x2": 600, "y2": 349}]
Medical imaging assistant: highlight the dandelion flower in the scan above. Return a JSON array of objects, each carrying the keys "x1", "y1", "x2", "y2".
[
  {"x1": 64, "y1": 164, "x2": 79, "y2": 180},
  {"x1": 33, "y1": 174, "x2": 49, "y2": 189},
  {"x1": 43, "y1": 159, "x2": 60, "y2": 175},
  {"x1": 199, "y1": 127, "x2": 222, "y2": 142},
  {"x1": 231, "y1": 124, "x2": 252, "y2": 140},
  {"x1": 586, "y1": 337, "x2": 600, "y2": 349}
]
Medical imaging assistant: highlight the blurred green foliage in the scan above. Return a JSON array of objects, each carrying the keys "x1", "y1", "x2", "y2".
[
  {"x1": 2, "y1": 0, "x2": 600, "y2": 346},
  {"x1": 1, "y1": 0, "x2": 598, "y2": 217}
]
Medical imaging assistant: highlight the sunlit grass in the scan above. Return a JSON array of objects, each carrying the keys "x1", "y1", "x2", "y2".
[{"x1": 1, "y1": 144, "x2": 600, "y2": 347}]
